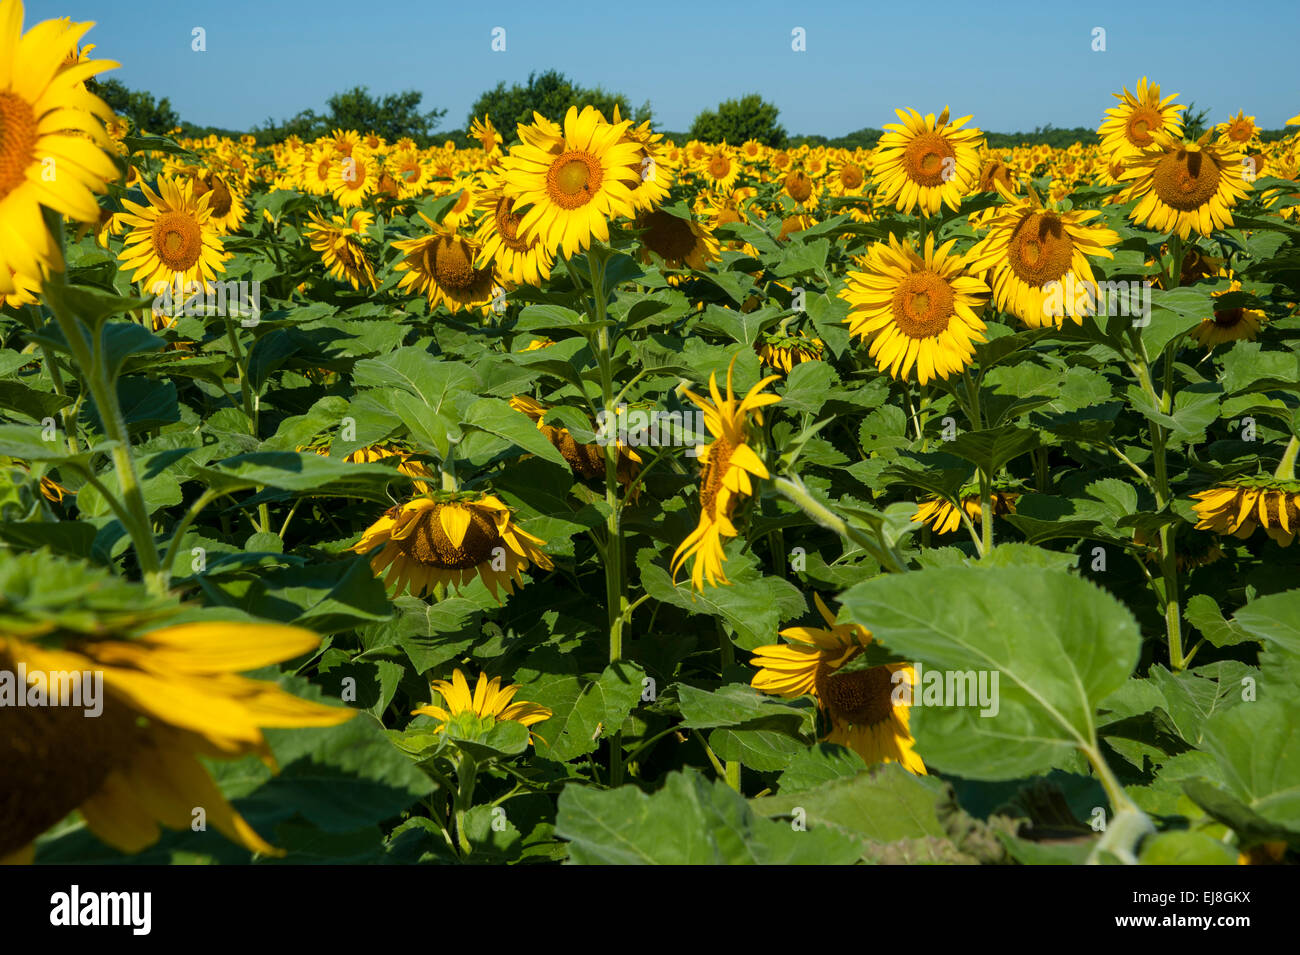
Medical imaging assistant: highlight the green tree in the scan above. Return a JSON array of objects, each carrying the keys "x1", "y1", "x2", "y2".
[
  {"x1": 88, "y1": 78, "x2": 179, "y2": 134},
  {"x1": 323, "y1": 86, "x2": 445, "y2": 142},
  {"x1": 467, "y1": 70, "x2": 650, "y2": 132},
  {"x1": 689, "y1": 94, "x2": 786, "y2": 146}
]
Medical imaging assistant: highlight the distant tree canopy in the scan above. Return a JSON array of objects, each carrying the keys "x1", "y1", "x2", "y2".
[
  {"x1": 89, "y1": 79, "x2": 179, "y2": 135},
  {"x1": 689, "y1": 94, "x2": 787, "y2": 147},
  {"x1": 467, "y1": 70, "x2": 650, "y2": 134},
  {"x1": 253, "y1": 86, "x2": 446, "y2": 146}
]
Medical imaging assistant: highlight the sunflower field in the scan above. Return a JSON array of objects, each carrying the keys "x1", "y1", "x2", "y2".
[{"x1": 4, "y1": 0, "x2": 1300, "y2": 868}]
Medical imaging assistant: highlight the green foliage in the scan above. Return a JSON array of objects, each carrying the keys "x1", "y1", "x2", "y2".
[
  {"x1": 689, "y1": 93, "x2": 787, "y2": 146},
  {"x1": 467, "y1": 70, "x2": 650, "y2": 133},
  {"x1": 88, "y1": 78, "x2": 179, "y2": 134}
]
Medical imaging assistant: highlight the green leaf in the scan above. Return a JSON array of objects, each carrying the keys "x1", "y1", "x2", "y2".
[
  {"x1": 461, "y1": 396, "x2": 569, "y2": 467},
  {"x1": 838, "y1": 566, "x2": 1141, "y2": 779},
  {"x1": 752, "y1": 763, "x2": 948, "y2": 842},
  {"x1": 555, "y1": 768, "x2": 863, "y2": 864},
  {"x1": 1137, "y1": 830, "x2": 1238, "y2": 865}
]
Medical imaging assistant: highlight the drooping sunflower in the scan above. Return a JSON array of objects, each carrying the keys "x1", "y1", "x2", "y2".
[
  {"x1": 473, "y1": 171, "x2": 555, "y2": 286},
  {"x1": 1098, "y1": 77, "x2": 1185, "y2": 161},
  {"x1": 966, "y1": 181, "x2": 1120, "y2": 327},
  {"x1": 912, "y1": 488, "x2": 1019, "y2": 535},
  {"x1": 509, "y1": 394, "x2": 641, "y2": 489},
  {"x1": 840, "y1": 233, "x2": 990, "y2": 385},
  {"x1": 1190, "y1": 478, "x2": 1300, "y2": 547},
  {"x1": 633, "y1": 209, "x2": 719, "y2": 272},
  {"x1": 501, "y1": 105, "x2": 642, "y2": 258},
  {"x1": 352, "y1": 492, "x2": 553, "y2": 601},
  {"x1": 873, "y1": 107, "x2": 983, "y2": 216},
  {"x1": 469, "y1": 115, "x2": 503, "y2": 156},
  {"x1": 1188, "y1": 275, "x2": 1266, "y2": 347},
  {"x1": 1, "y1": 616, "x2": 355, "y2": 862},
  {"x1": 116, "y1": 177, "x2": 229, "y2": 293},
  {"x1": 1119, "y1": 132, "x2": 1251, "y2": 239},
  {"x1": 393, "y1": 219, "x2": 496, "y2": 313},
  {"x1": 755, "y1": 331, "x2": 824, "y2": 375},
  {"x1": 412, "y1": 669, "x2": 551, "y2": 743},
  {"x1": 670, "y1": 357, "x2": 780, "y2": 590},
  {"x1": 304, "y1": 209, "x2": 377, "y2": 291},
  {"x1": 750, "y1": 593, "x2": 925, "y2": 774},
  {"x1": 0, "y1": 0, "x2": 119, "y2": 297}
]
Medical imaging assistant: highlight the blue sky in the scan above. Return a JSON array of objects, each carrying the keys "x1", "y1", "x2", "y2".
[{"x1": 37, "y1": 0, "x2": 1300, "y2": 135}]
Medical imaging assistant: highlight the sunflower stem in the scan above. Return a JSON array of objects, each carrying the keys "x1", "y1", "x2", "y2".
[
  {"x1": 1274, "y1": 435, "x2": 1299, "y2": 481},
  {"x1": 44, "y1": 227, "x2": 165, "y2": 594}
]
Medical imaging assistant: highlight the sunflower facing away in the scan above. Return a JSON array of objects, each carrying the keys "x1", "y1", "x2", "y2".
[
  {"x1": 912, "y1": 488, "x2": 1019, "y2": 535},
  {"x1": 0, "y1": 0, "x2": 119, "y2": 296},
  {"x1": 873, "y1": 107, "x2": 983, "y2": 216},
  {"x1": 1, "y1": 621, "x2": 355, "y2": 862},
  {"x1": 412, "y1": 669, "x2": 551, "y2": 743},
  {"x1": 670, "y1": 357, "x2": 780, "y2": 590},
  {"x1": 353, "y1": 492, "x2": 553, "y2": 601},
  {"x1": 966, "y1": 181, "x2": 1120, "y2": 327},
  {"x1": 116, "y1": 177, "x2": 229, "y2": 293},
  {"x1": 1119, "y1": 132, "x2": 1251, "y2": 239},
  {"x1": 1097, "y1": 77, "x2": 1185, "y2": 160},
  {"x1": 750, "y1": 593, "x2": 925, "y2": 773},
  {"x1": 755, "y1": 331, "x2": 824, "y2": 375},
  {"x1": 502, "y1": 105, "x2": 642, "y2": 258},
  {"x1": 633, "y1": 209, "x2": 719, "y2": 273},
  {"x1": 1190, "y1": 478, "x2": 1300, "y2": 547},
  {"x1": 509, "y1": 394, "x2": 641, "y2": 489},
  {"x1": 840, "y1": 233, "x2": 990, "y2": 385}
]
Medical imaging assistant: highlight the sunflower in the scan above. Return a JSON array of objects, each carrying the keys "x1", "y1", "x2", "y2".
[
  {"x1": 633, "y1": 209, "x2": 719, "y2": 272},
  {"x1": 750, "y1": 593, "x2": 925, "y2": 773},
  {"x1": 1216, "y1": 110, "x2": 1260, "y2": 151},
  {"x1": 1, "y1": 619, "x2": 355, "y2": 861},
  {"x1": 699, "y1": 146, "x2": 741, "y2": 193},
  {"x1": 613, "y1": 105, "x2": 674, "y2": 213},
  {"x1": 670, "y1": 357, "x2": 780, "y2": 590},
  {"x1": 873, "y1": 107, "x2": 983, "y2": 216},
  {"x1": 473, "y1": 170, "x2": 555, "y2": 286},
  {"x1": 352, "y1": 492, "x2": 553, "y2": 601},
  {"x1": 386, "y1": 147, "x2": 430, "y2": 199},
  {"x1": 116, "y1": 177, "x2": 229, "y2": 294},
  {"x1": 783, "y1": 168, "x2": 818, "y2": 208},
  {"x1": 501, "y1": 106, "x2": 641, "y2": 258},
  {"x1": 469, "y1": 115, "x2": 503, "y2": 155},
  {"x1": 0, "y1": 0, "x2": 119, "y2": 297},
  {"x1": 509, "y1": 394, "x2": 641, "y2": 489},
  {"x1": 1190, "y1": 479, "x2": 1300, "y2": 547},
  {"x1": 412, "y1": 669, "x2": 551, "y2": 743},
  {"x1": 966, "y1": 182, "x2": 1119, "y2": 327},
  {"x1": 328, "y1": 145, "x2": 377, "y2": 208},
  {"x1": 840, "y1": 233, "x2": 989, "y2": 385},
  {"x1": 393, "y1": 220, "x2": 496, "y2": 313},
  {"x1": 912, "y1": 488, "x2": 1019, "y2": 535},
  {"x1": 300, "y1": 146, "x2": 335, "y2": 196},
  {"x1": 1188, "y1": 276, "x2": 1266, "y2": 347},
  {"x1": 1119, "y1": 132, "x2": 1250, "y2": 239},
  {"x1": 1098, "y1": 77, "x2": 1185, "y2": 160},
  {"x1": 755, "y1": 331, "x2": 824, "y2": 375},
  {"x1": 304, "y1": 209, "x2": 377, "y2": 290},
  {"x1": 189, "y1": 168, "x2": 248, "y2": 234}
]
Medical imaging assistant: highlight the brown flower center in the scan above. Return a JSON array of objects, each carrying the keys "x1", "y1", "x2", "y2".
[
  {"x1": 1151, "y1": 147, "x2": 1223, "y2": 211},
  {"x1": 431, "y1": 235, "x2": 481, "y2": 290},
  {"x1": 903, "y1": 130, "x2": 956, "y2": 187},
  {"x1": 891, "y1": 270, "x2": 955, "y2": 338},
  {"x1": 1212, "y1": 307, "x2": 1244, "y2": 328},
  {"x1": 708, "y1": 153, "x2": 732, "y2": 180},
  {"x1": 1007, "y1": 211, "x2": 1074, "y2": 287},
  {"x1": 815, "y1": 662, "x2": 896, "y2": 727},
  {"x1": 547, "y1": 150, "x2": 602, "y2": 208},
  {"x1": 638, "y1": 211, "x2": 697, "y2": 264},
  {"x1": 194, "y1": 173, "x2": 233, "y2": 218},
  {"x1": 397, "y1": 504, "x2": 501, "y2": 569},
  {"x1": 151, "y1": 211, "x2": 203, "y2": 271},
  {"x1": 838, "y1": 164, "x2": 864, "y2": 189},
  {"x1": 699, "y1": 438, "x2": 737, "y2": 518},
  {"x1": 978, "y1": 159, "x2": 1011, "y2": 192},
  {"x1": 494, "y1": 196, "x2": 532, "y2": 252},
  {"x1": 0, "y1": 91, "x2": 39, "y2": 201}
]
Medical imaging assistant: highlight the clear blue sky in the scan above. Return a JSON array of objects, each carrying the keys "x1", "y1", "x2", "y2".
[{"x1": 36, "y1": 0, "x2": 1300, "y2": 135}]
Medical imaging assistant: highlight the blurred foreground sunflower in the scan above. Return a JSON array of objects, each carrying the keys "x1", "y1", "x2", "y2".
[{"x1": 2, "y1": 618, "x2": 353, "y2": 863}]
